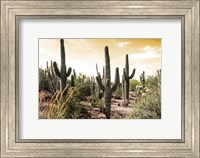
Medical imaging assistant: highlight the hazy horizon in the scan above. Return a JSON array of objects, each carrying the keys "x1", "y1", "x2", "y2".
[{"x1": 39, "y1": 38, "x2": 161, "y2": 81}]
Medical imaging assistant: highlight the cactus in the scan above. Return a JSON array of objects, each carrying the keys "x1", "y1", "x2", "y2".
[
  {"x1": 140, "y1": 71, "x2": 145, "y2": 89},
  {"x1": 73, "y1": 69, "x2": 76, "y2": 80},
  {"x1": 95, "y1": 63, "x2": 104, "y2": 99},
  {"x1": 53, "y1": 39, "x2": 72, "y2": 94},
  {"x1": 122, "y1": 74, "x2": 125, "y2": 100},
  {"x1": 96, "y1": 46, "x2": 119, "y2": 119},
  {"x1": 123, "y1": 54, "x2": 136, "y2": 104},
  {"x1": 90, "y1": 76, "x2": 95, "y2": 95},
  {"x1": 44, "y1": 61, "x2": 59, "y2": 94},
  {"x1": 71, "y1": 75, "x2": 75, "y2": 87},
  {"x1": 89, "y1": 76, "x2": 96, "y2": 107}
]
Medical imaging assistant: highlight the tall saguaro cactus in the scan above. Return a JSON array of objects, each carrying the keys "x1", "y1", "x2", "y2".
[
  {"x1": 96, "y1": 46, "x2": 119, "y2": 119},
  {"x1": 53, "y1": 39, "x2": 72, "y2": 93},
  {"x1": 123, "y1": 54, "x2": 136, "y2": 103}
]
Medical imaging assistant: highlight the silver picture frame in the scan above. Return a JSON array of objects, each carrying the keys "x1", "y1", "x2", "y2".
[{"x1": 1, "y1": 0, "x2": 199, "y2": 157}]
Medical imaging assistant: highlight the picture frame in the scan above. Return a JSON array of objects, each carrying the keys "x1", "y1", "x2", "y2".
[{"x1": 0, "y1": 0, "x2": 199, "y2": 157}]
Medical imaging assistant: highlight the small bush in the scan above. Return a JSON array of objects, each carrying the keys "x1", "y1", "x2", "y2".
[
  {"x1": 47, "y1": 85, "x2": 74, "y2": 119},
  {"x1": 39, "y1": 67, "x2": 60, "y2": 94},
  {"x1": 74, "y1": 73, "x2": 91, "y2": 100},
  {"x1": 130, "y1": 92, "x2": 161, "y2": 119},
  {"x1": 39, "y1": 68, "x2": 49, "y2": 91},
  {"x1": 113, "y1": 84, "x2": 122, "y2": 98},
  {"x1": 64, "y1": 97, "x2": 88, "y2": 119},
  {"x1": 130, "y1": 79, "x2": 142, "y2": 91},
  {"x1": 130, "y1": 75, "x2": 161, "y2": 119}
]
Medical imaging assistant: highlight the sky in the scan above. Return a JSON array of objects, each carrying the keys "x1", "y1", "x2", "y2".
[{"x1": 39, "y1": 39, "x2": 161, "y2": 81}]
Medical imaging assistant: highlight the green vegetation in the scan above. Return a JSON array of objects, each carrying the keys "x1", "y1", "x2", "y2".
[
  {"x1": 130, "y1": 79, "x2": 141, "y2": 91},
  {"x1": 130, "y1": 73, "x2": 161, "y2": 119},
  {"x1": 73, "y1": 73, "x2": 91, "y2": 100},
  {"x1": 39, "y1": 68, "x2": 49, "y2": 92}
]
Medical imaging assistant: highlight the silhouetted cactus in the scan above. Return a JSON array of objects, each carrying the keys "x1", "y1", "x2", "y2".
[
  {"x1": 71, "y1": 75, "x2": 75, "y2": 87},
  {"x1": 96, "y1": 46, "x2": 119, "y2": 119},
  {"x1": 73, "y1": 69, "x2": 76, "y2": 80},
  {"x1": 53, "y1": 39, "x2": 72, "y2": 93},
  {"x1": 140, "y1": 71, "x2": 145, "y2": 88},
  {"x1": 123, "y1": 54, "x2": 136, "y2": 104}
]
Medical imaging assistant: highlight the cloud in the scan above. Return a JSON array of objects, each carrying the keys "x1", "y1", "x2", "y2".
[
  {"x1": 129, "y1": 52, "x2": 160, "y2": 60},
  {"x1": 128, "y1": 46, "x2": 161, "y2": 61},
  {"x1": 143, "y1": 46, "x2": 161, "y2": 54},
  {"x1": 117, "y1": 42, "x2": 130, "y2": 48}
]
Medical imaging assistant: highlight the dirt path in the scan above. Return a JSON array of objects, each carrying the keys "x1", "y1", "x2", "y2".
[{"x1": 88, "y1": 99, "x2": 135, "y2": 119}]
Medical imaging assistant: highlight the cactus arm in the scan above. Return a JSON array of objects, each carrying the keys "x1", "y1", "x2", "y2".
[
  {"x1": 129, "y1": 68, "x2": 136, "y2": 79},
  {"x1": 111, "y1": 67, "x2": 119, "y2": 93},
  {"x1": 96, "y1": 76, "x2": 105, "y2": 91},
  {"x1": 53, "y1": 61, "x2": 61, "y2": 78},
  {"x1": 66, "y1": 67, "x2": 72, "y2": 77}
]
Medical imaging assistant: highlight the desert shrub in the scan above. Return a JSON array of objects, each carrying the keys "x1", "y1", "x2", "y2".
[
  {"x1": 64, "y1": 97, "x2": 88, "y2": 119},
  {"x1": 113, "y1": 84, "x2": 122, "y2": 98},
  {"x1": 146, "y1": 76, "x2": 159, "y2": 90},
  {"x1": 130, "y1": 75, "x2": 161, "y2": 119},
  {"x1": 130, "y1": 79, "x2": 142, "y2": 91},
  {"x1": 39, "y1": 68, "x2": 49, "y2": 91},
  {"x1": 39, "y1": 67, "x2": 60, "y2": 94},
  {"x1": 97, "y1": 97, "x2": 104, "y2": 112},
  {"x1": 46, "y1": 85, "x2": 88, "y2": 119},
  {"x1": 47, "y1": 85, "x2": 74, "y2": 119},
  {"x1": 46, "y1": 68, "x2": 60, "y2": 94},
  {"x1": 130, "y1": 92, "x2": 161, "y2": 119},
  {"x1": 74, "y1": 73, "x2": 91, "y2": 100}
]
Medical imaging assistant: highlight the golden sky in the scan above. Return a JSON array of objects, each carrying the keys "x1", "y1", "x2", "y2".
[{"x1": 39, "y1": 39, "x2": 161, "y2": 81}]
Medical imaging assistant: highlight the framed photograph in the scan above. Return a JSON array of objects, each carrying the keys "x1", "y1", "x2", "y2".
[{"x1": 1, "y1": 0, "x2": 199, "y2": 157}]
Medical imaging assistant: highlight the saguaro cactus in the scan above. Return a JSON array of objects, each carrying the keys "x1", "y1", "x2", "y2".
[
  {"x1": 53, "y1": 39, "x2": 72, "y2": 92},
  {"x1": 71, "y1": 75, "x2": 75, "y2": 87},
  {"x1": 73, "y1": 69, "x2": 76, "y2": 80},
  {"x1": 140, "y1": 71, "x2": 145, "y2": 88},
  {"x1": 96, "y1": 46, "x2": 119, "y2": 119},
  {"x1": 123, "y1": 54, "x2": 136, "y2": 103}
]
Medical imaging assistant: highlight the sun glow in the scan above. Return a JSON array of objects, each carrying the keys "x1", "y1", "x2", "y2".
[{"x1": 39, "y1": 39, "x2": 161, "y2": 80}]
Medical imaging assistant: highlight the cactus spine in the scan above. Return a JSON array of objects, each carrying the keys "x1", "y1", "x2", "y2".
[
  {"x1": 123, "y1": 54, "x2": 136, "y2": 103},
  {"x1": 53, "y1": 39, "x2": 72, "y2": 93},
  {"x1": 96, "y1": 46, "x2": 119, "y2": 119}
]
